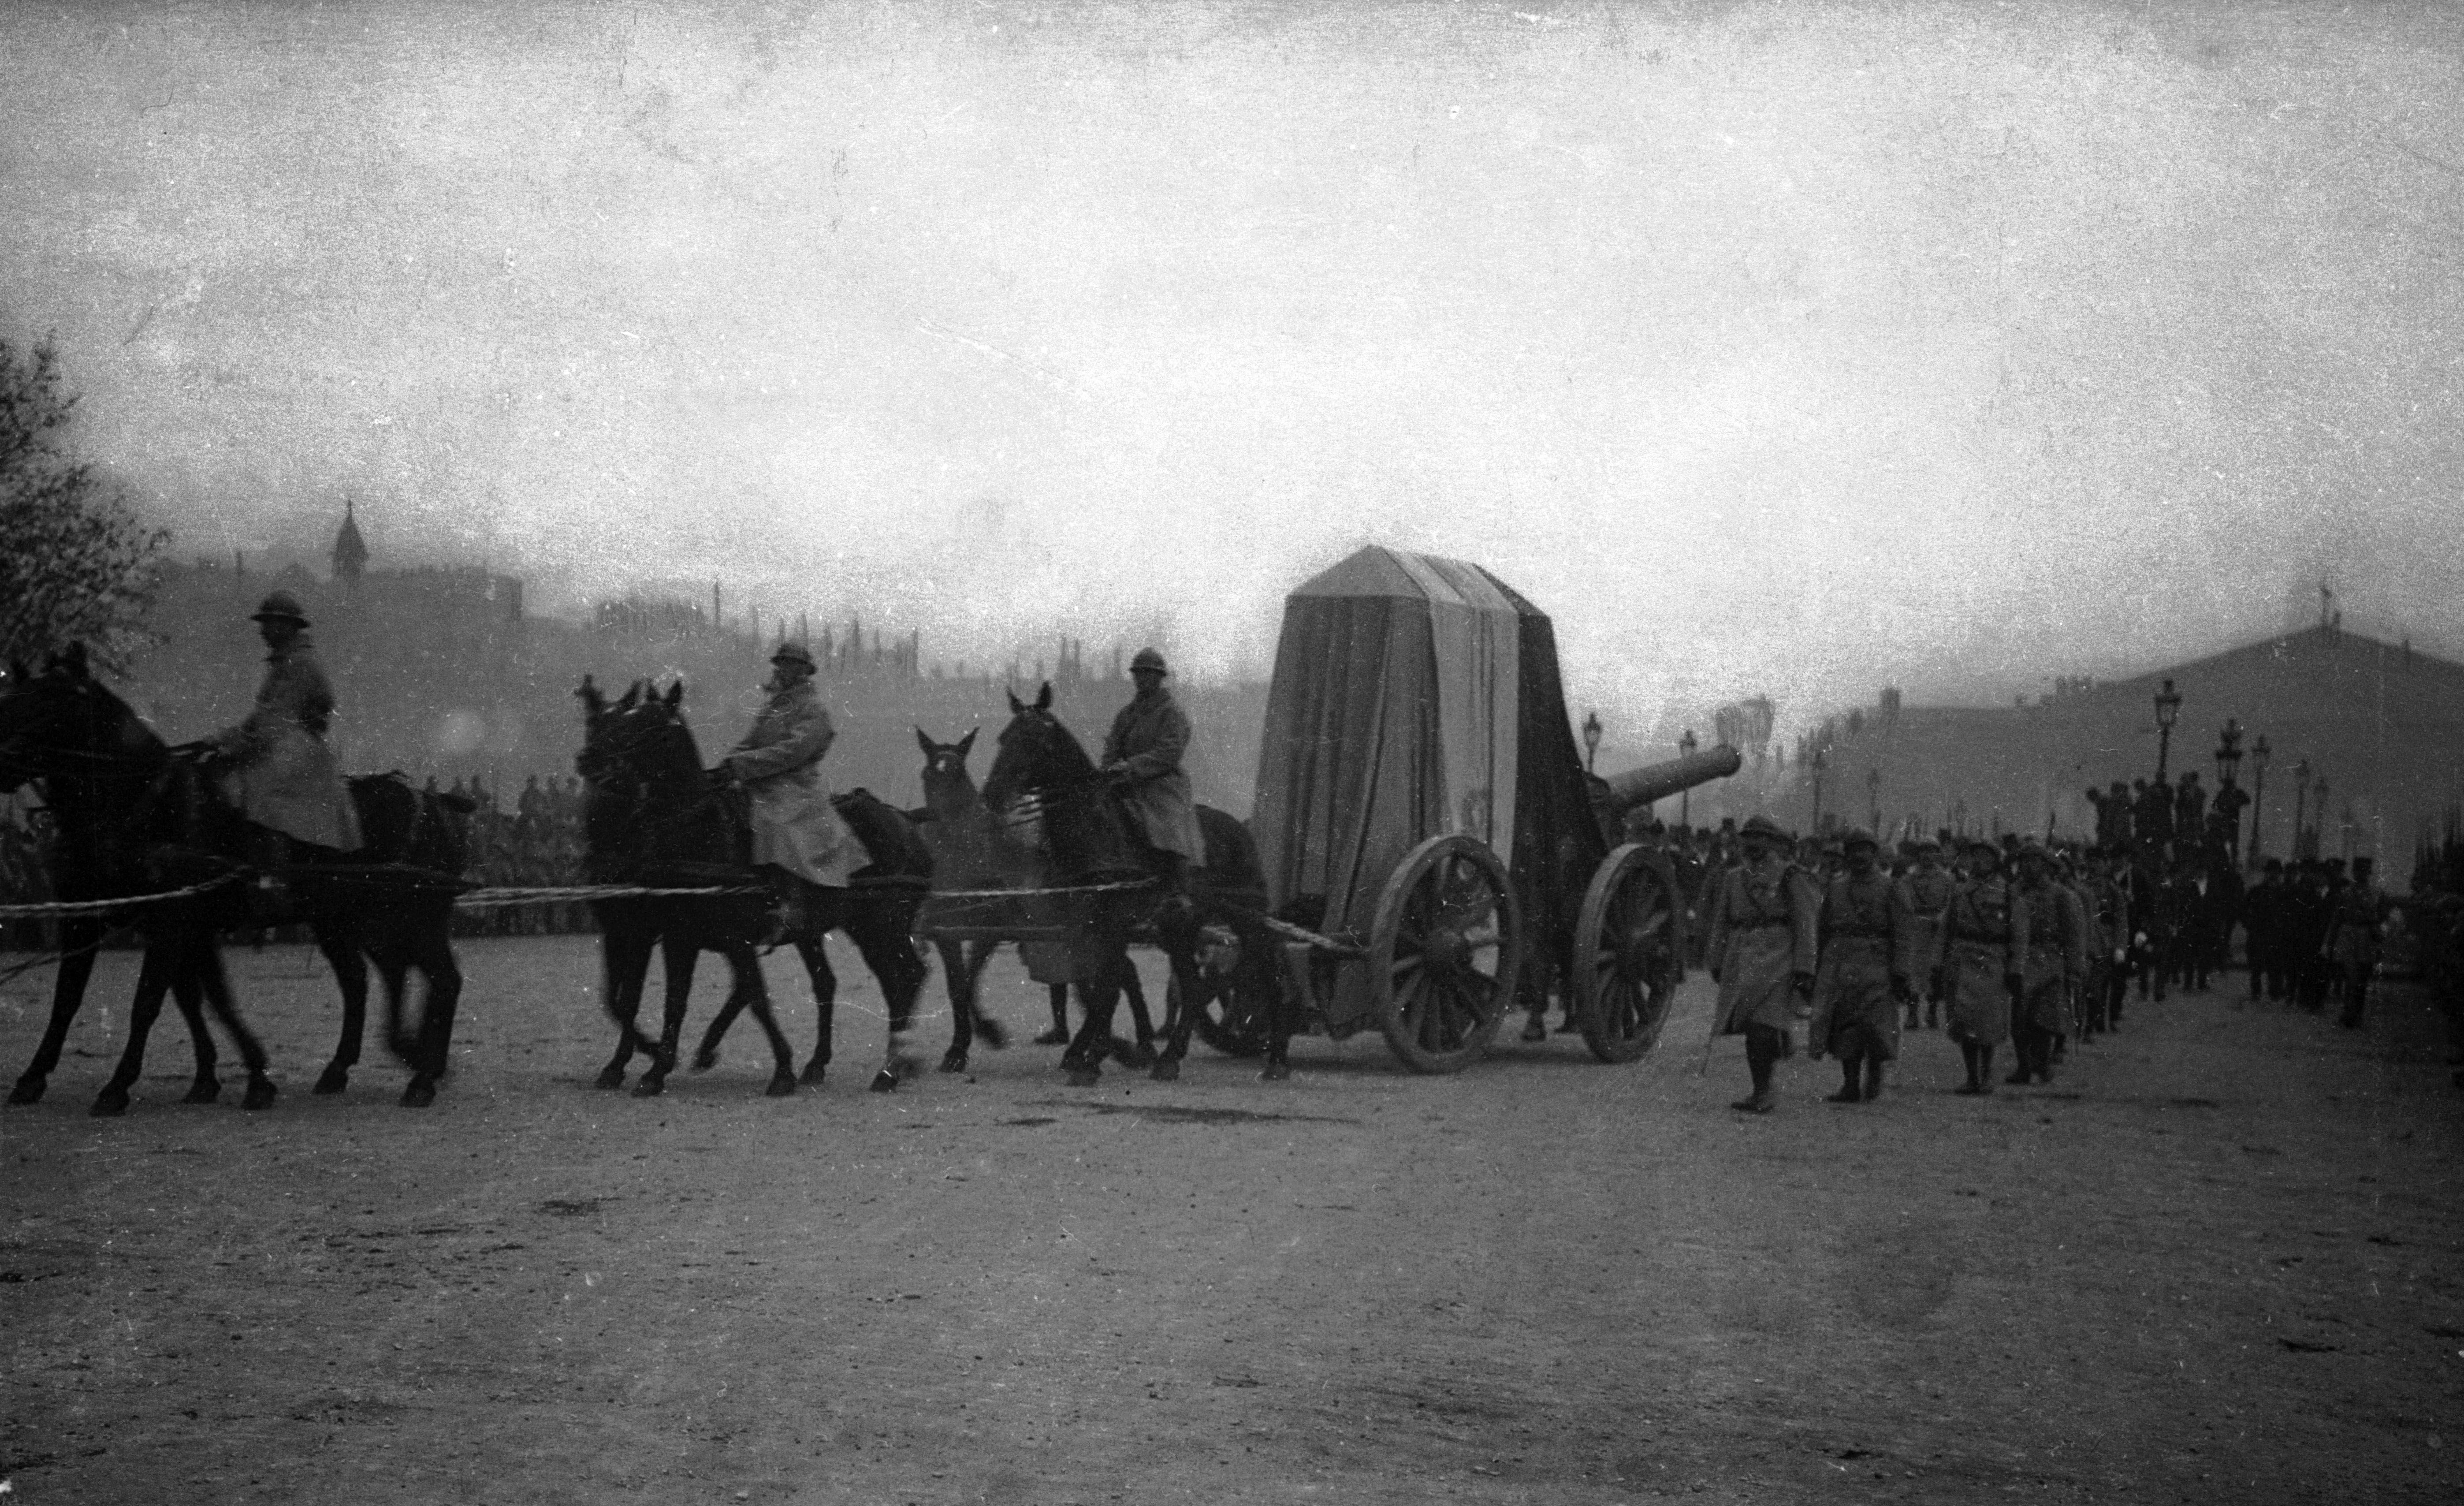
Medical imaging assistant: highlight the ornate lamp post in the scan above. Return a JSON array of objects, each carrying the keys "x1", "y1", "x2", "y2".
[
  {"x1": 1810, "y1": 744, "x2": 1829, "y2": 835},
  {"x1": 1677, "y1": 727, "x2": 1698, "y2": 828},
  {"x1": 1867, "y1": 765, "x2": 1882, "y2": 836},
  {"x1": 2248, "y1": 733, "x2": 2270, "y2": 866},
  {"x1": 2292, "y1": 759, "x2": 2312, "y2": 861},
  {"x1": 2153, "y1": 678, "x2": 2183, "y2": 783},
  {"x1": 1582, "y1": 711, "x2": 1602, "y2": 775},
  {"x1": 2311, "y1": 776, "x2": 2329, "y2": 860},
  {"x1": 2214, "y1": 718, "x2": 2244, "y2": 860}
]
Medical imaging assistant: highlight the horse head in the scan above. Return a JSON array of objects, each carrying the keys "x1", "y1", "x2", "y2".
[
  {"x1": 915, "y1": 726, "x2": 982, "y2": 819},
  {"x1": 980, "y1": 682, "x2": 1091, "y2": 813},
  {"x1": 0, "y1": 642, "x2": 165, "y2": 796}
]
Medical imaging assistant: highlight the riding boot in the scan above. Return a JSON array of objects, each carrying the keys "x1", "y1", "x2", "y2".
[
  {"x1": 1827, "y1": 1052, "x2": 1863, "y2": 1103},
  {"x1": 1976, "y1": 1044, "x2": 1997, "y2": 1093},
  {"x1": 2005, "y1": 1026, "x2": 2035, "y2": 1085},
  {"x1": 1863, "y1": 1056, "x2": 1884, "y2": 1103},
  {"x1": 1956, "y1": 1042, "x2": 1984, "y2": 1096}
]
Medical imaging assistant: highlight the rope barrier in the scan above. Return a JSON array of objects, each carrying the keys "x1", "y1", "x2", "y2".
[
  {"x1": 919, "y1": 879, "x2": 1154, "y2": 901},
  {"x1": 0, "y1": 876, "x2": 247, "y2": 921}
]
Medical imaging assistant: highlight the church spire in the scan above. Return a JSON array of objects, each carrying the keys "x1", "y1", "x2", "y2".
[{"x1": 332, "y1": 499, "x2": 369, "y2": 585}]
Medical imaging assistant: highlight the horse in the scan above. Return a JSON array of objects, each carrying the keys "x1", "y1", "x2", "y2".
[
  {"x1": 573, "y1": 676, "x2": 932, "y2": 1095},
  {"x1": 913, "y1": 727, "x2": 1158, "y2": 1070},
  {"x1": 0, "y1": 643, "x2": 470, "y2": 1113},
  {"x1": 972, "y1": 682, "x2": 1274, "y2": 1084}
]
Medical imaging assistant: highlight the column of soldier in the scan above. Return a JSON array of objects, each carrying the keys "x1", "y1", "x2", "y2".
[
  {"x1": 432, "y1": 774, "x2": 593, "y2": 938},
  {"x1": 1618, "y1": 794, "x2": 2391, "y2": 1115}
]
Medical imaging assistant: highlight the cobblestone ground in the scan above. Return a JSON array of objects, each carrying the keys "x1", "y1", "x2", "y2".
[{"x1": 4, "y1": 935, "x2": 2461, "y2": 1504}]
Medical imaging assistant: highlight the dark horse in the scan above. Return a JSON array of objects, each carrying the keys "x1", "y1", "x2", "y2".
[
  {"x1": 575, "y1": 676, "x2": 934, "y2": 1095},
  {"x1": 0, "y1": 644, "x2": 470, "y2": 1113},
  {"x1": 972, "y1": 683, "x2": 1273, "y2": 1084},
  {"x1": 914, "y1": 727, "x2": 1157, "y2": 1070}
]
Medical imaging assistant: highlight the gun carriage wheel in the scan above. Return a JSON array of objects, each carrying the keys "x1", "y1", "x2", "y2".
[
  {"x1": 1368, "y1": 834, "x2": 1525, "y2": 1074},
  {"x1": 1574, "y1": 842, "x2": 1682, "y2": 1063}
]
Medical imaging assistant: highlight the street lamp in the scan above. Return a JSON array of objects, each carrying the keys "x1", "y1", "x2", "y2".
[
  {"x1": 2311, "y1": 776, "x2": 2329, "y2": 860},
  {"x1": 2153, "y1": 678, "x2": 2183, "y2": 783},
  {"x1": 1810, "y1": 744, "x2": 1829, "y2": 834},
  {"x1": 1582, "y1": 711, "x2": 1601, "y2": 775},
  {"x1": 2214, "y1": 719, "x2": 2244, "y2": 860},
  {"x1": 2248, "y1": 733, "x2": 2270, "y2": 866},
  {"x1": 1677, "y1": 727, "x2": 1698, "y2": 828},
  {"x1": 1868, "y1": 766, "x2": 1882, "y2": 835},
  {"x1": 2292, "y1": 758, "x2": 2312, "y2": 861}
]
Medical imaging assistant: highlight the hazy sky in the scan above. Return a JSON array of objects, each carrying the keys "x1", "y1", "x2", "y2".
[{"x1": 5, "y1": 0, "x2": 2460, "y2": 738}]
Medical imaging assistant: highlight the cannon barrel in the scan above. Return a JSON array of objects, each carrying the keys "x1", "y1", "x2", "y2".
[{"x1": 1598, "y1": 745, "x2": 1743, "y2": 816}]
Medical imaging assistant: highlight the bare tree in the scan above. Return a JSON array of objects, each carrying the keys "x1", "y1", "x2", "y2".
[{"x1": 0, "y1": 332, "x2": 164, "y2": 671}]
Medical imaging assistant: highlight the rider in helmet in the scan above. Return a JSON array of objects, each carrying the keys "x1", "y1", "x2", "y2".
[
  {"x1": 209, "y1": 590, "x2": 362, "y2": 863},
  {"x1": 717, "y1": 641, "x2": 860, "y2": 940},
  {"x1": 1101, "y1": 647, "x2": 1204, "y2": 890}
]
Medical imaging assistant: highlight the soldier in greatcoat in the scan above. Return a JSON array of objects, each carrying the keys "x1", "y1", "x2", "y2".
[
  {"x1": 2008, "y1": 842, "x2": 2084, "y2": 1085},
  {"x1": 1101, "y1": 648, "x2": 1206, "y2": 883},
  {"x1": 2243, "y1": 858, "x2": 2286, "y2": 1002},
  {"x1": 1939, "y1": 839, "x2": 2022, "y2": 1092},
  {"x1": 2331, "y1": 856, "x2": 2388, "y2": 1029},
  {"x1": 718, "y1": 641, "x2": 861, "y2": 936},
  {"x1": 1701, "y1": 815, "x2": 1818, "y2": 1115},
  {"x1": 1897, "y1": 838, "x2": 1955, "y2": 1029},
  {"x1": 209, "y1": 590, "x2": 362, "y2": 857},
  {"x1": 1808, "y1": 830, "x2": 1911, "y2": 1103}
]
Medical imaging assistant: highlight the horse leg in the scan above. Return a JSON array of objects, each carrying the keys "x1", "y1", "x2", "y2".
[
  {"x1": 169, "y1": 949, "x2": 222, "y2": 1103},
  {"x1": 312, "y1": 918, "x2": 371, "y2": 1096},
  {"x1": 791, "y1": 936, "x2": 838, "y2": 1085},
  {"x1": 596, "y1": 925, "x2": 654, "y2": 1089},
  {"x1": 1116, "y1": 954, "x2": 1158, "y2": 1068},
  {"x1": 400, "y1": 917, "x2": 462, "y2": 1108},
  {"x1": 965, "y1": 939, "x2": 1006, "y2": 1051},
  {"x1": 854, "y1": 906, "x2": 927, "y2": 1092},
  {"x1": 1062, "y1": 970, "x2": 1121, "y2": 1087},
  {"x1": 692, "y1": 968, "x2": 755, "y2": 1073},
  {"x1": 723, "y1": 943, "x2": 797, "y2": 1098},
  {"x1": 633, "y1": 935, "x2": 697, "y2": 1097},
  {"x1": 92, "y1": 942, "x2": 179, "y2": 1117},
  {"x1": 1255, "y1": 927, "x2": 1294, "y2": 1081},
  {"x1": 935, "y1": 938, "x2": 973, "y2": 1073},
  {"x1": 1148, "y1": 913, "x2": 1205, "y2": 1082},
  {"x1": 11, "y1": 916, "x2": 103, "y2": 1104},
  {"x1": 192, "y1": 939, "x2": 276, "y2": 1110},
  {"x1": 1036, "y1": 981, "x2": 1072, "y2": 1047}
]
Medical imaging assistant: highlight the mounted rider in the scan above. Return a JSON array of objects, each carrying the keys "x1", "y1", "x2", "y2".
[
  {"x1": 716, "y1": 641, "x2": 861, "y2": 936},
  {"x1": 1101, "y1": 647, "x2": 1205, "y2": 887},
  {"x1": 209, "y1": 591, "x2": 361, "y2": 860}
]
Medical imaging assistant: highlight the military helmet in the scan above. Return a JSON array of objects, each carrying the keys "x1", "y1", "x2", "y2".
[
  {"x1": 1739, "y1": 814, "x2": 1788, "y2": 846},
  {"x1": 770, "y1": 640, "x2": 816, "y2": 671},
  {"x1": 1964, "y1": 838, "x2": 2002, "y2": 858},
  {"x1": 250, "y1": 590, "x2": 309, "y2": 626},
  {"x1": 1841, "y1": 828, "x2": 1879, "y2": 853},
  {"x1": 1129, "y1": 647, "x2": 1169, "y2": 676}
]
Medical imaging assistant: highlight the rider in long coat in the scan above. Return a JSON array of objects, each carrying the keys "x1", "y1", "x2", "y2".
[
  {"x1": 210, "y1": 591, "x2": 361, "y2": 853},
  {"x1": 1702, "y1": 814, "x2": 1818, "y2": 1114},
  {"x1": 722, "y1": 642, "x2": 861, "y2": 922},
  {"x1": 1100, "y1": 647, "x2": 1205, "y2": 874}
]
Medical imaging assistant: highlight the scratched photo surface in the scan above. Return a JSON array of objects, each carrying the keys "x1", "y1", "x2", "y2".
[{"x1": 4, "y1": 4, "x2": 2463, "y2": 1504}]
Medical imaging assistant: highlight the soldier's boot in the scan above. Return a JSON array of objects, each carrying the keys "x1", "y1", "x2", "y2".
[
  {"x1": 1925, "y1": 1000, "x2": 1942, "y2": 1030},
  {"x1": 2051, "y1": 1033, "x2": 2068, "y2": 1066},
  {"x1": 2005, "y1": 1028, "x2": 2036, "y2": 1086},
  {"x1": 1827, "y1": 1053, "x2": 1863, "y2": 1104},
  {"x1": 1862, "y1": 1056, "x2": 1884, "y2": 1103},
  {"x1": 2339, "y1": 980, "x2": 2368, "y2": 1029},
  {"x1": 1976, "y1": 1044, "x2": 1998, "y2": 1094},
  {"x1": 1903, "y1": 1001, "x2": 1921, "y2": 1031},
  {"x1": 1732, "y1": 1027, "x2": 1780, "y2": 1114},
  {"x1": 1955, "y1": 1042, "x2": 1985, "y2": 1096}
]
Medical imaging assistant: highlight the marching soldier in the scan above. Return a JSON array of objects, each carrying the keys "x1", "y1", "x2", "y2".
[
  {"x1": 2331, "y1": 857, "x2": 2388, "y2": 1029},
  {"x1": 1897, "y1": 838, "x2": 1955, "y2": 1029},
  {"x1": 1940, "y1": 838, "x2": 2022, "y2": 1094},
  {"x1": 2009, "y1": 841, "x2": 2084, "y2": 1085},
  {"x1": 2244, "y1": 858, "x2": 2286, "y2": 1002},
  {"x1": 1808, "y1": 830, "x2": 1911, "y2": 1103},
  {"x1": 208, "y1": 590, "x2": 362, "y2": 862},
  {"x1": 1703, "y1": 815, "x2": 1819, "y2": 1115},
  {"x1": 1101, "y1": 647, "x2": 1206, "y2": 887},
  {"x1": 716, "y1": 641, "x2": 862, "y2": 939}
]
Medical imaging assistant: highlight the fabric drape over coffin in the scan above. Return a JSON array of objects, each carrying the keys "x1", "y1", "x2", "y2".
[{"x1": 1250, "y1": 547, "x2": 1523, "y2": 938}]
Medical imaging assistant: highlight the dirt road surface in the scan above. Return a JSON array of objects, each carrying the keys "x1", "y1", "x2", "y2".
[{"x1": 4, "y1": 936, "x2": 2461, "y2": 1504}]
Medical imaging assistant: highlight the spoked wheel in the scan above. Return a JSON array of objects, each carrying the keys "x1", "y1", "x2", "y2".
[
  {"x1": 1369, "y1": 835, "x2": 1524, "y2": 1074},
  {"x1": 1575, "y1": 842, "x2": 1681, "y2": 1064}
]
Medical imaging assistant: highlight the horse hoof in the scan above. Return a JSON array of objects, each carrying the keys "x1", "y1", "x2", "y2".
[
  {"x1": 8, "y1": 1076, "x2": 47, "y2": 1106},
  {"x1": 1520, "y1": 1018, "x2": 1548, "y2": 1043},
  {"x1": 400, "y1": 1077, "x2": 437, "y2": 1108},
  {"x1": 977, "y1": 1018, "x2": 1009, "y2": 1051},
  {"x1": 1034, "y1": 1028, "x2": 1070, "y2": 1047},
  {"x1": 1064, "y1": 1063, "x2": 1102, "y2": 1088},
  {"x1": 869, "y1": 1069, "x2": 901, "y2": 1093},
  {"x1": 632, "y1": 1077, "x2": 666, "y2": 1099},
  {"x1": 939, "y1": 1053, "x2": 968, "y2": 1074},
  {"x1": 1149, "y1": 1058, "x2": 1181, "y2": 1083},
  {"x1": 764, "y1": 1073, "x2": 797, "y2": 1099},
  {"x1": 689, "y1": 1051, "x2": 718, "y2": 1074},
  {"x1": 387, "y1": 1033, "x2": 423, "y2": 1065},
  {"x1": 184, "y1": 1078, "x2": 222, "y2": 1105},
  {"x1": 313, "y1": 1065, "x2": 350, "y2": 1096},
  {"x1": 594, "y1": 1065, "x2": 628, "y2": 1090},
  {"x1": 90, "y1": 1088, "x2": 130, "y2": 1118},
  {"x1": 799, "y1": 1060, "x2": 829, "y2": 1087},
  {"x1": 242, "y1": 1079, "x2": 277, "y2": 1111},
  {"x1": 1261, "y1": 1061, "x2": 1292, "y2": 1082}
]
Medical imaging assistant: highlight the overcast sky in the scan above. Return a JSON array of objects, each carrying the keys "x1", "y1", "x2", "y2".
[{"x1": 5, "y1": 0, "x2": 2460, "y2": 738}]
